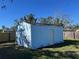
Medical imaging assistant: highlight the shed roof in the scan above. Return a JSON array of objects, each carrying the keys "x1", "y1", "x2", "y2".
[{"x1": 23, "y1": 21, "x2": 63, "y2": 27}]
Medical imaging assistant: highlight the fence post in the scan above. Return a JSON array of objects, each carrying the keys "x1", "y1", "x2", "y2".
[
  {"x1": 73, "y1": 31, "x2": 75, "y2": 39},
  {"x1": 8, "y1": 31, "x2": 10, "y2": 42}
]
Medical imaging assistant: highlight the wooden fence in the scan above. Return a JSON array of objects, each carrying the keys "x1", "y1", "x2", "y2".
[
  {"x1": 0, "y1": 31, "x2": 15, "y2": 43},
  {"x1": 0, "y1": 30, "x2": 79, "y2": 43},
  {"x1": 64, "y1": 30, "x2": 79, "y2": 39}
]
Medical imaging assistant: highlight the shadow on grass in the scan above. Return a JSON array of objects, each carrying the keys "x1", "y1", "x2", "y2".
[
  {"x1": 0, "y1": 46, "x2": 79, "y2": 59},
  {"x1": 0, "y1": 39, "x2": 79, "y2": 59},
  {"x1": 38, "y1": 39, "x2": 79, "y2": 48}
]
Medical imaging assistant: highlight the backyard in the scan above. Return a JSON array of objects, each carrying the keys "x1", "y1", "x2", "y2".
[
  {"x1": 0, "y1": 0, "x2": 79, "y2": 59},
  {"x1": 0, "y1": 39, "x2": 79, "y2": 59}
]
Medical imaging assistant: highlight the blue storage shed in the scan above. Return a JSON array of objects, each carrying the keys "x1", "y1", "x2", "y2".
[{"x1": 16, "y1": 21, "x2": 63, "y2": 49}]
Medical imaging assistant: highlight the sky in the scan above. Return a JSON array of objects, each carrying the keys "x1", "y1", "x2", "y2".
[{"x1": 0, "y1": 0, "x2": 79, "y2": 28}]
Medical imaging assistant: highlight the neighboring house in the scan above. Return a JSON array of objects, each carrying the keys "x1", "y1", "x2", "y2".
[
  {"x1": 16, "y1": 21, "x2": 63, "y2": 49},
  {"x1": 0, "y1": 28, "x2": 9, "y2": 32}
]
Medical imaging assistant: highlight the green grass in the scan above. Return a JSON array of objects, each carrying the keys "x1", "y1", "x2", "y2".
[{"x1": 0, "y1": 39, "x2": 79, "y2": 59}]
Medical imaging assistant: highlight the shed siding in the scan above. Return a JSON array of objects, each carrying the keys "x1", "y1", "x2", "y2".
[
  {"x1": 54, "y1": 27, "x2": 63, "y2": 44},
  {"x1": 31, "y1": 25, "x2": 63, "y2": 49}
]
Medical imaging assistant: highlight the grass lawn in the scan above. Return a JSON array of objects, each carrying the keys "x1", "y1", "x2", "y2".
[{"x1": 0, "y1": 39, "x2": 79, "y2": 59}]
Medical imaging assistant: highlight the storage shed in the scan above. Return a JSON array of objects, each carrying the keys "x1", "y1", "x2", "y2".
[{"x1": 16, "y1": 21, "x2": 63, "y2": 49}]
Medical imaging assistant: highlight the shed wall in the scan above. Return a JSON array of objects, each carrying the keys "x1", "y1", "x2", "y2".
[
  {"x1": 16, "y1": 22, "x2": 32, "y2": 48},
  {"x1": 16, "y1": 22, "x2": 63, "y2": 49},
  {"x1": 53, "y1": 26, "x2": 63, "y2": 43},
  {"x1": 31, "y1": 25, "x2": 63, "y2": 49}
]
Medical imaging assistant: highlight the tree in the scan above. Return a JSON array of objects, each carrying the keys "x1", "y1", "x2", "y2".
[
  {"x1": 72, "y1": 24, "x2": 79, "y2": 30},
  {"x1": 0, "y1": 0, "x2": 14, "y2": 9},
  {"x1": 53, "y1": 14, "x2": 71, "y2": 27},
  {"x1": 54, "y1": 18, "x2": 61, "y2": 25},
  {"x1": 19, "y1": 18, "x2": 24, "y2": 23},
  {"x1": 26, "y1": 13, "x2": 37, "y2": 24},
  {"x1": 40, "y1": 16, "x2": 54, "y2": 25},
  {"x1": 24, "y1": 16, "x2": 27, "y2": 22},
  {"x1": 2, "y1": 25, "x2": 6, "y2": 32},
  {"x1": 10, "y1": 26, "x2": 16, "y2": 32},
  {"x1": 1, "y1": 25, "x2": 10, "y2": 32},
  {"x1": 40, "y1": 18, "x2": 48, "y2": 24},
  {"x1": 61, "y1": 15, "x2": 71, "y2": 27},
  {"x1": 15, "y1": 19, "x2": 20, "y2": 25},
  {"x1": 47, "y1": 16, "x2": 54, "y2": 24},
  {"x1": 14, "y1": 19, "x2": 20, "y2": 29}
]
